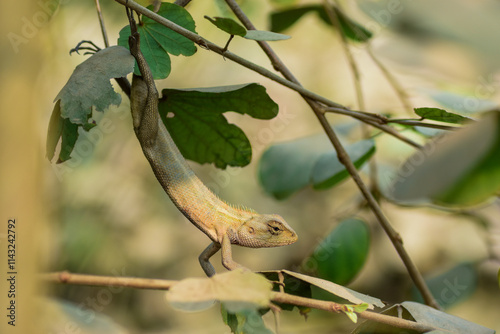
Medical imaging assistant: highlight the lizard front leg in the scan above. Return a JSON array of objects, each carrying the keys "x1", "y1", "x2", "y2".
[
  {"x1": 199, "y1": 242, "x2": 220, "y2": 277},
  {"x1": 199, "y1": 235, "x2": 247, "y2": 277}
]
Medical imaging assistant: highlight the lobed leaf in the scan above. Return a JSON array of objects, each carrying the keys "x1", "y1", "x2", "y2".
[
  {"x1": 118, "y1": 2, "x2": 197, "y2": 79},
  {"x1": 159, "y1": 84, "x2": 278, "y2": 168}
]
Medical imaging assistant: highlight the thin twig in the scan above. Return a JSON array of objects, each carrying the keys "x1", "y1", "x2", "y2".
[
  {"x1": 222, "y1": 0, "x2": 439, "y2": 309},
  {"x1": 42, "y1": 271, "x2": 436, "y2": 332},
  {"x1": 366, "y1": 45, "x2": 414, "y2": 115},
  {"x1": 388, "y1": 119, "x2": 458, "y2": 131},
  {"x1": 323, "y1": 0, "x2": 365, "y2": 111},
  {"x1": 94, "y1": 0, "x2": 109, "y2": 48}
]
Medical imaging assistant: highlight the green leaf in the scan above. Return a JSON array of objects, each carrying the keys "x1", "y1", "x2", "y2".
[
  {"x1": 307, "y1": 218, "x2": 370, "y2": 285},
  {"x1": 166, "y1": 270, "x2": 272, "y2": 312},
  {"x1": 56, "y1": 46, "x2": 134, "y2": 123},
  {"x1": 414, "y1": 107, "x2": 472, "y2": 124},
  {"x1": 244, "y1": 30, "x2": 291, "y2": 41},
  {"x1": 59, "y1": 118, "x2": 80, "y2": 163},
  {"x1": 48, "y1": 46, "x2": 134, "y2": 163},
  {"x1": 312, "y1": 139, "x2": 375, "y2": 189},
  {"x1": 353, "y1": 301, "x2": 495, "y2": 334},
  {"x1": 118, "y1": 3, "x2": 197, "y2": 79},
  {"x1": 412, "y1": 263, "x2": 476, "y2": 309},
  {"x1": 428, "y1": 90, "x2": 497, "y2": 116},
  {"x1": 343, "y1": 306, "x2": 358, "y2": 323},
  {"x1": 205, "y1": 16, "x2": 247, "y2": 37},
  {"x1": 391, "y1": 111, "x2": 500, "y2": 206},
  {"x1": 159, "y1": 83, "x2": 278, "y2": 168},
  {"x1": 221, "y1": 306, "x2": 273, "y2": 334},
  {"x1": 270, "y1": 5, "x2": 372, "y2": 42},
  {"x1": 259, "y1": 135, "x2": 375, "y2": 199}
]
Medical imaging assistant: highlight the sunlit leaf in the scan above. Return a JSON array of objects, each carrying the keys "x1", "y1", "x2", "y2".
[
  {"x1": 244, "y1": 30, "x2": 290, "y2": 41},
  {"x1": 166, "y1": 270, "x2": 272, "y2": 312}
]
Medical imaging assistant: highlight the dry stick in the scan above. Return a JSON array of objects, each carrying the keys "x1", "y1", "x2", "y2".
[
  {"x1": 115, "y1": 0, "x2": 439, "y2": 309},
  {"x1": 223, "y1": 0, "x2": 439, "y2": 309},
  {"x1": 42, "y1": 271, "x2": 436, "y2": 333},
  {"x1": 94, "y1": 0, "x2": 109, "y2": 48}
]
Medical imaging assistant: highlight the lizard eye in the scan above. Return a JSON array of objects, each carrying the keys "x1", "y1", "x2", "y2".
[{"x1": 268, "y1": 221, "x2": 283, "y2": 235}]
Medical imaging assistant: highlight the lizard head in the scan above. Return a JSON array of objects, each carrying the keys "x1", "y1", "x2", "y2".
[{"x1": 236, "y1": 214, "x2": 298, "y2": 248}]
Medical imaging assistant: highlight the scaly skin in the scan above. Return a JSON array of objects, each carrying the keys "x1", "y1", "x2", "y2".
[{"x1": 127, "y1": 21, "x2": 297, "y2": 276}]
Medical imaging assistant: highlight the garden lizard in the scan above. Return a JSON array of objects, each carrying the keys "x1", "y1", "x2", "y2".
[{"x1": 126, "y1": 11, "x2": 297, "y2": 276}]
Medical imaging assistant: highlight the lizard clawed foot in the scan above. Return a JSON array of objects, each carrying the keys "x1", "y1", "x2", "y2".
[{"x1": 69, "y1": 40, "x2": 101, "y2": 56}]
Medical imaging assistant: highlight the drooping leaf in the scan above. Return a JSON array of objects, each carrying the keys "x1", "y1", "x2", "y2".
[
  {"x1": 259, "y1": 135, "x2": 375, "y2": 199},
  {"x1": 391, "y1": 111, "x2": 500, "y2": 206},
  {"x1": 270, "y1": 5, "x2": 372, "y2": 42},
  {"x1": 307, "y1": 218, "x2": 370, "y2": 285},
  {"x1": 205, "y1": 16, "x2": 247, "y2": 37},
  {"x1": 353, "y1": 301, "x2": 495, "y2": 334},
  {"x1": 412, "y1": 263, "x2": 476, "y2": 309},
  {"x1": 278, "y1": 270, "x2": 384, "y2": 309},
  {"x1": 118, "y1": 2, "x2": 197, "y2": 79},
  {"x1": 221, "y1": 306, "x2": 273, "y2": 334},
  {"x1": 414, "y1": 107, "x2": 472, "y2": 124},
  {"x1": 166, "y1": 270, "x2": 272, "y2": 312},
  {"x1": 159, "y1": 83, "x2": 278, "y2": 168},
  {"x1": 47, "y1": 46, "x2": 134, "y2": 163},
  {"x1": 55, "y1": 46, "x2": 134, "y2": 124}
]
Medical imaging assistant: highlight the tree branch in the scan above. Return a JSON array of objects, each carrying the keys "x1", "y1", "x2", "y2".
[{"x1": 43, "y1": 271, "x2": 436, "y2": 333}]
